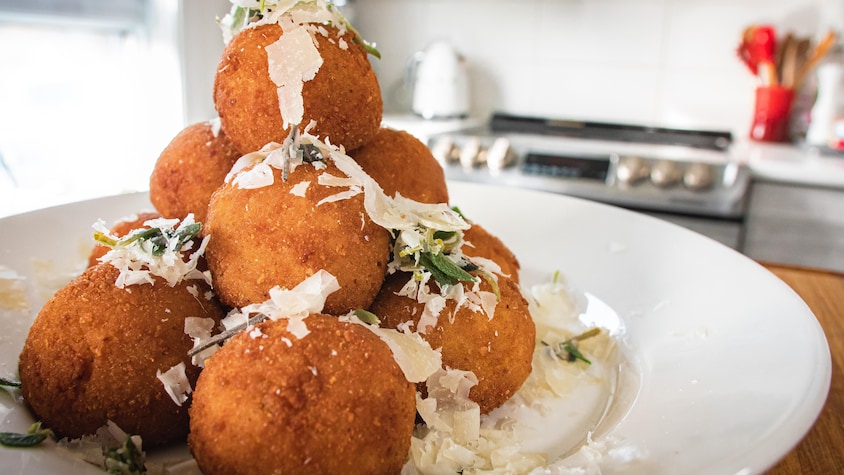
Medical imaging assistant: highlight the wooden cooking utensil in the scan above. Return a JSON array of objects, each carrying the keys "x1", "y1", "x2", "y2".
[
  {"x1": 781, "y1": 36, "x2": 800, "y2": 88},
  {"x1": 775, "y1": 33, "x2": 793, "y2": 81},
  {"x1": 794, "y1": 31, "x2": 838, "y2": 90}
]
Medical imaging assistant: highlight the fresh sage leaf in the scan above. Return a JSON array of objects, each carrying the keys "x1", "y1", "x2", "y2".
[
  {"x1": 354, "y1": 309, "x2": 380, "y2": 325},
  {"x1": 0, "y1": 422, "x2": 52, "y2": 448},
  {"x1": 0, "y1": 432, "x2": 48, "y2": 447},
  {"x1": 419, "y1": 251, "x2": 476, "y2": 287},
  {"x1": 561, "y1": 341, "x2": 591, "y2": 364},
  {"x1": 543, "y1": 328, "x2": 602, "y2": 365},
  {"x1": 105, "y1": 435, "x2": 146, "y2": 474},
  {"x1": 0, "y1": 376, "x2": 21, "y2": 388}
]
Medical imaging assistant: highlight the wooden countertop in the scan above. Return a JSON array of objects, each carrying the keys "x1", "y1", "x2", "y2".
[{"x1": 763, "y1": 263, "x2": 844, "y2": 474}]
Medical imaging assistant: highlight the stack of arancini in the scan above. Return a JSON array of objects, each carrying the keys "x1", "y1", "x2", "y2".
[{"x1": 18, "y1": 1, "x2": 537, "y2": 473}]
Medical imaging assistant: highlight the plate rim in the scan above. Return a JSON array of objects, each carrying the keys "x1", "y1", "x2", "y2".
[{"x1": 0, "y1": 183, "x2": 832, "y2": 474}]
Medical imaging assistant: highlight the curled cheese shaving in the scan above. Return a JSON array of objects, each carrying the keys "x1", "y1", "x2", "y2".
[
  {"x1": 339, "y1": 312, "x2": 442, "y2": 383},
  {"x1": 156, "y1": 363, "x2": 192, "y2": 407}
]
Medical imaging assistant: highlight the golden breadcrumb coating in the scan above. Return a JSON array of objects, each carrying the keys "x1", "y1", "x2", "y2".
[
  {"x1": 462, "y1": 223, "x2": 521, "y2": 283},
  {"x1": 204, "y1": 160, "x2": 390, "y2": 314},
  {"x1": 214, "y1": 23, "x2": 382, "y2": 154},
  {"x1": 189, "y1": 314, "x2": 416, "y2": 475},
  {"x1": 18, "y1": 263, "x2": 225, "y2": 446},
  {"x1": 350, "y1": 127, "x2": 449, "y2": 204},
  {"x1": 371, "y1": 272, "x2": 535, "y2": 414},
  {"x1": 149, "y1": 121, "x2": 242, "y2": 223}
]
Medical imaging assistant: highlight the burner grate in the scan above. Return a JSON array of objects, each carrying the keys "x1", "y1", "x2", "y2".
[{"x1": 490, "y1": 113, "x2": 733, "y2": 151}]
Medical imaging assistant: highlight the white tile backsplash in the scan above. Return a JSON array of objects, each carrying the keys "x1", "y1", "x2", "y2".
[
  {"x1": 354, "y1": 0, "x2": 843, "y2": 138},
  {"x1": 537, "y1": 0, "x2": 666, "y2": 66}
]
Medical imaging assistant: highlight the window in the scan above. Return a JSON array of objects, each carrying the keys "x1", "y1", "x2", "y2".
[{"x1": 0, "y1": 0, "x2": 184, "y2": 217}]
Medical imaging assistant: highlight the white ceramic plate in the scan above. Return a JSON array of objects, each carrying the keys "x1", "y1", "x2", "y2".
[{"x1": 0, "y1": 182, "x2": 831, "y2": 474}]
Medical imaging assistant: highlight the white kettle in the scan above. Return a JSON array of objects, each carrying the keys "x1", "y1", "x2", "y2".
[{"x1": 410, "y1": 41, "x2": 470, "y2": 119}]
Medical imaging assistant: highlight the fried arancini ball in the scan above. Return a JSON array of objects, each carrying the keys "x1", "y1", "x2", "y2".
[
  {"x1": 149, "y1": 121, "x2": 241, "y2": 223},
  {"x1": 204, "y1": 160, "x2": 390, "y2": 314},
  {"x1": 87, "y1": 211, "x2": 161, "y2": 267},
  {"x1": 350, "y1": 127, "x2": 449, "y2": 204},
  {"x1": 371, "y1": 272, "x2": 535, "y2": 414},
  {"x1": 189, "y1": 314, "x2": 416, "y2": 475},
  {"x1": 18, "y1": 263, "x2": 226, "y2": 446},
  {"x1": 214, "y1": 23, "x2": 382, "y2": 154},
  {"x1": 462, "y1": 223, "x2": 521, "y2": 283}
]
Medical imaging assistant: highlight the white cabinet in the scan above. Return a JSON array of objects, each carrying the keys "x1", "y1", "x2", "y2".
[{"x1": 743, "y1": 181, "x2": 844, "y2": 272}]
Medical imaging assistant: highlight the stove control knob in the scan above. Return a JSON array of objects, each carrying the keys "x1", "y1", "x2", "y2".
[
  {"x1": 429, "y1": 136, "x2": 457, "y2": 166},
  {"x1": 650, "y1": 160, "x2": 682, "y2": 188},
  {"x1": 616, "y1": 156, "x2": 650, "y2": 184},
  {"x1": 683, "y1": 162, "x2": 715, "y2": 191},
  {"x1": 459, "y1": 136, "x2": 482, "y2": 170},
  {"x1": 486, "y1": 137, "x2": 515, "y2": 171}
]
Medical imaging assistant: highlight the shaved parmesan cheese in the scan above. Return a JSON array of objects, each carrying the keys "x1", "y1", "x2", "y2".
[
  {"x1": 290, "y1": 180, "x2": 310, "y2": 196},
  {"x1": 340, "y1": 312, "x2": 442, "y2": 383},
  {"x1": 478, "y1": 291, "x2": 498, "y2": 319},
  {"x1": 258, "y1": 269, "x2": 339, "y2": 320},
  {"x1": 57, "y1": 421, "x2": 150, "y2": 473},
  {"x1": 401, "y1": 276, "x2": 626, "y2": 474},
  {"x1": 317, "y1": 186, "x2": 361, "y2": 205},
  {"x1": 186, "y1": 284, "x2": 200, "y2": 299},
  {"x1": 416, "y1": 369, "x2": 480, "y2": 445},
  {"x1": 316, "y1": 171, "x2": 358, "y2": 189},
  {"x1": 417, "y1": 296, "x2": 446, "y2": 334},
  {"x1": 156, "y1": 363, "x2": 192, "y2": 406},
  {"x1": 328, "y1": 148, "x2": 468, "y2": 232},
  {"x1": 468, "y1": 255, "x2": 505, "y2": 278},
  {"x1": 394, "y1": 274, "x2": 450, "y2": 333},
  {"x1": 266, "y1": 20, "x2": 323, "y2": 130},
  {"x1": 226, "y1": 147, "x2": 272, "y2": 183},
  {"x1": 95, "y1": 214, "x2": 211, "y2": 289},
  {"x1": 230, "y1": 0, "x2": 268, "y2": 8},
  {"x1": 221, "y1": 310, "x2": 249, "y2": 331},
  {"x1": 251, "y1": 1, "x2": 342, "y2": 33},
  {"x1": 286, "y1": 316, "x2": 310, "y2": 339},
  {"x1": 185, "y1": 317, "x2": 218, "y2": 367},
  {"x1": 219, "y1": 270, "x2": 340, "y2": 344},
  {"x1": 185, "y1": 317, "x2": 215, "y2": 341},
  {"x1": 232, "y1": 161, "x2": 275, "y2": 189},
  {"x1": 208, "y1": 117, "x2": 222, "y2": 137}
]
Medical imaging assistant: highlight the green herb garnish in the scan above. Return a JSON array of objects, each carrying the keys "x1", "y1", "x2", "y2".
[
  {"x1": 227, "y1": 1, "x2": 381, "y2": 59},
  {"x1": 0, "y1": 376, "x2": 21, "y2": 388},
  {"x1": 450, "y1": 206, "x2": 468, "y2": 221},
  {"x1": 475, "y1": 269, "x2": 501, "y2": 301},
  {"x1": 94, "y1": 223, "x2": 201, "y2": 256},
  {"x1": 0, "y1": 422, "x2": 53, "y2": 448},
  {"x1": 543, "y1": 327, "x2": 602, "y2": 365},
  {"x1": 354, "y1": 309, "x2": 380, "y2": 325},
  {"x1": 104, "y1": 435, "x2": 146, "y2": 474},
  {"x1": 419, "y1": 251, "x2": 477, "y2": 287},
  {"x1": 328, "y1": 3, "x2": 381, "y2": 59}
]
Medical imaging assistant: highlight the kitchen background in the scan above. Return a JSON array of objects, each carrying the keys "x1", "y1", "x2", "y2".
[
  {"x1": 1, "y1": 0, "x2": 843, "y2": 270},
  {"x1": 356, "y1": 0, "x2": 843, "y2": 135}
]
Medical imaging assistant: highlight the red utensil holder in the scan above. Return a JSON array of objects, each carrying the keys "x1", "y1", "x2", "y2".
[{"x1": 750, "y1": 86, "x2": 795, "y2": 142}]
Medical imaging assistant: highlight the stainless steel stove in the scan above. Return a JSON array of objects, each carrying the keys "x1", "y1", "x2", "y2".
[{"x1": 428, "y1": 113, "x2": 752, "y2": 249}]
